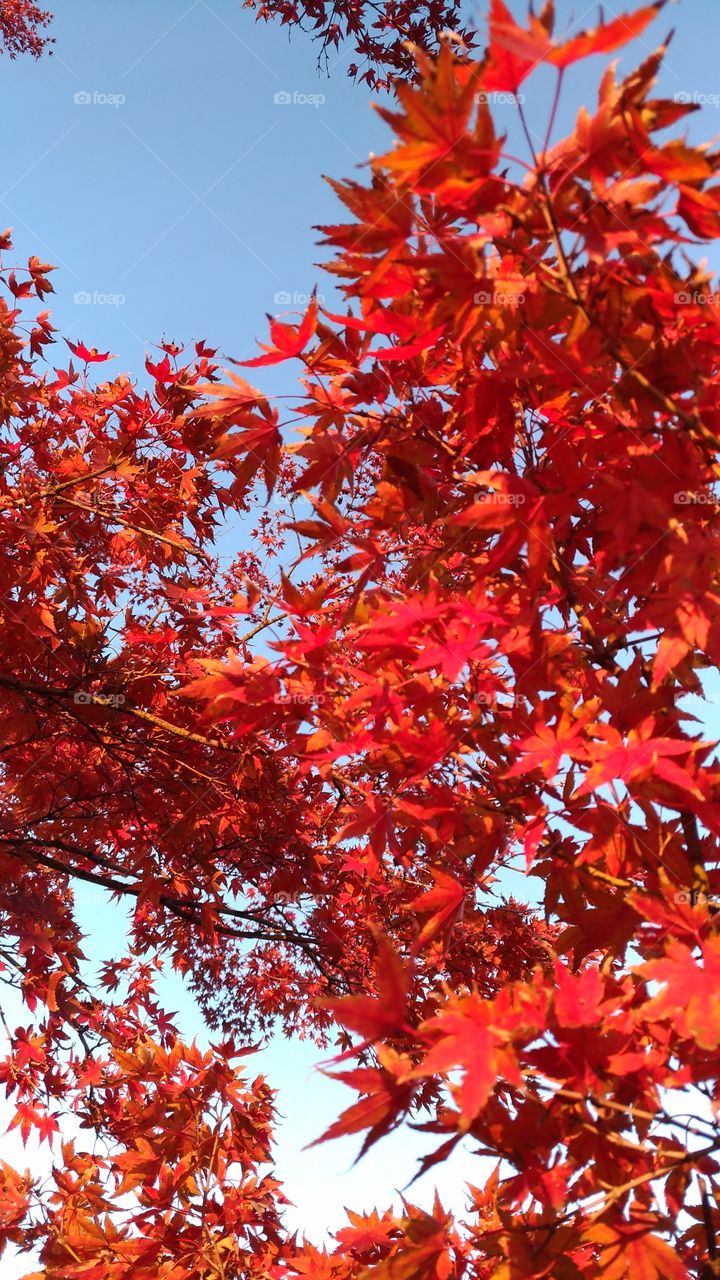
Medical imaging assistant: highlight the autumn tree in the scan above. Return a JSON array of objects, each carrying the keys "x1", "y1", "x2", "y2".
[
  {"x1": 190, "y1": 2, "x2": 720, "y2": 1274},
  {"x1": 0, "y1": 229, "x2": 549, "y2": 1276},
  {"x1": 0, "y1": 0, "x2": 51, "y2": 57},
  {"x1": 3, "y1": 2, "x2": 720, "y2": 1278}
]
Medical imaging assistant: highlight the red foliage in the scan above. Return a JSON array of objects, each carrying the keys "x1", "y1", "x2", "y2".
[
  {"x1": 245, "y1": 0, "x2": 475, "y2": 89},
  {"x1": 0, "y1": 0, "x2": 51, "y2": 57},
  {"x1": 3, "y1": 3, "x2": 720, "y2": 1278}
]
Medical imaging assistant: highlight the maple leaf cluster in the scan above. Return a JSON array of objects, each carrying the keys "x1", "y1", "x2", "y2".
[
  {"x1": 0, "y1": 0, "x2": 51, "y2": 57},
  {"x1": 3, "y1": 2, "x2": 720, "y2": 1279},
  {"x1": 245, "y1": 0, "x2": 475, "y2": 90}
]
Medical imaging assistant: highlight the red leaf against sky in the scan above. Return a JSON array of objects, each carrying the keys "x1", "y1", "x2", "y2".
[
  {"x1": 65, "y1": 338, "x2": 114, "y2": 363},
  {"x1": 4, "y1": 4, "x2": 720, "y2": 1276},
  {"x1": 241, "y1": 296, "x2": 318, "y2": 367},
  {"x1": 406, "y1": 869, "x2": 464, "y2": 949},
  {"x1": 319, "y1": 931, "x2": 412, "y2": 1048}
]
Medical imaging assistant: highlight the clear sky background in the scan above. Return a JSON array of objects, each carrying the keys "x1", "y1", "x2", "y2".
[{"x1": 2, "y1": 0, "x2": 720, "y2": 1263}]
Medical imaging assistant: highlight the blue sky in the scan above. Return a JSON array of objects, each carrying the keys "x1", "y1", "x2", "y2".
[
  {"x1": 2, "y1": 0, "x2": 719, "y2": 384},
  {"x1": 3, "y1": 0, "x2": 720, "y2": 1257}
]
